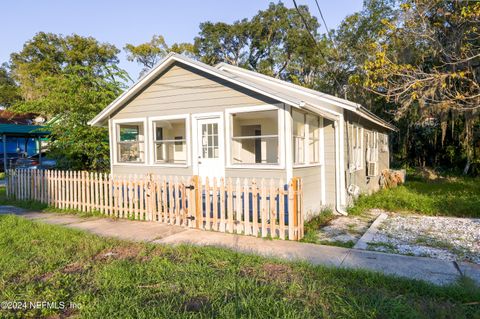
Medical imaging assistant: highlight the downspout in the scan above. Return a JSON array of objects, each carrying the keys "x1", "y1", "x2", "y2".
[{"x1": 334, "y1": 120, "x2": 347, "y2": 215}]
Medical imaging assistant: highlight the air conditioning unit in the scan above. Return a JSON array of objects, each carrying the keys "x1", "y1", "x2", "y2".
[{"x1": 367, "y1": 161, "x2": 378, "y2": 177}]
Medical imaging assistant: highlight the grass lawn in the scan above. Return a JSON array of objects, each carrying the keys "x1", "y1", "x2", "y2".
[
  {"x1": 0, "y1": 215, "x2": 479, "y2": 318},
  {"x1": 348, "y1": 175, "x2": 480, "y2": 218},
  {"x1": 0, "y1": 186, "x2": 102, "y2": 218}
]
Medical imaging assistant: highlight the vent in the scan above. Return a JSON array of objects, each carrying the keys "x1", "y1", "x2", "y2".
[{"x1": 367, "y1": 161, "x2": 378, "y2": 177}]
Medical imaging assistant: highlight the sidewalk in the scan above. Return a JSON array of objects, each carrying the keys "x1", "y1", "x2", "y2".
[{"x1": 1, "y1": 206, "x2": 479, "y2": 286}]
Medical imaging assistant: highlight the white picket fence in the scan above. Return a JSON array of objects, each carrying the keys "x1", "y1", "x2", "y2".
[{"x1": 6, "y1": 169, "x2": 304, "y2": 240}]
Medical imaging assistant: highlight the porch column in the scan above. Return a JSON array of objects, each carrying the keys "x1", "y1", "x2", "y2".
[
  {"x1": 3, "y1": 134, "x2": 7, "y2": 172},
  {"x1": 37, "y1": 137, "x2": 42, "y2": 165}
]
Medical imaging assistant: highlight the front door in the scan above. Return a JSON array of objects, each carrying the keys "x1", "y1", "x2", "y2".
[{"x1": 196, "y1": 117, "x2": 224, "y2": 179}]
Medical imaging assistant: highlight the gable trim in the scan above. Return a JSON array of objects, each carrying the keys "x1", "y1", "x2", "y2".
[{"x1": 89, "y1": 53, "x2": 304, "y2": 126}]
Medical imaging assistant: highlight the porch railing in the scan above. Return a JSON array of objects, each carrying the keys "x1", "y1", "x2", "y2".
[{"x1": 6, "y1": 169, "x2": 304, "y2": 240}]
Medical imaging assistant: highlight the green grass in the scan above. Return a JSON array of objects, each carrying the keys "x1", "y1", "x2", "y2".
[
  {"x1": 349, "y1": 176, "x2": 480, "y2": 218},
  {"x1": 316, "y1": 239, "x2": 356, "y2": 248},
  {"x1": 0, "y1": 187, "x2": 103, "y2": 218},
  {"x1": 301, "y1": 209, "x2": 335, "y2": 244},
  {"x1": 0, "y1": 215, "x2": 478, "y2": 318}
]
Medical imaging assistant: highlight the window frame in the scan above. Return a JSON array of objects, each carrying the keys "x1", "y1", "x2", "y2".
[
  {"x1": 366, "y1": 130, "x2": 379, "y2": 164},
  {"x1": 148, "y1": 114, "x2": 190, "y2": 167},
  {"x1": 225, "y1": 105, "x2": 285, "y2": 170},
  {"x1": 349, "y1": 123, "x2": 364, "y2": 171},
  {"x1": 112, "y1": 118, "x2": 148, "y2": 165},
  {"x1": 292, "y1": 110, "x2": 323, "y2": 168}
]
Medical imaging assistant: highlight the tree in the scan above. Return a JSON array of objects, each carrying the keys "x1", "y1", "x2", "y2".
[
  {"x1": 363, "y1": 0, "x2": 480, "y2": 173},
  {"x1": 194, "y1": 2, "x2": 327, "y2": 88},
  {"x1": 195, "y1": 20, "x2": 249, "y2": 66},
  {"x1": 10, "y1": 32, "x2": 129, "y2": 171},
  {"x1": 125, "y1": 35, "x2": 195, "y2": 77},
  {"x1": 333, "y1": 0, "x2": 398, "y2": 105},
  {"x1": 0, "y1": 63, "x2": 20, "y2": 108}
]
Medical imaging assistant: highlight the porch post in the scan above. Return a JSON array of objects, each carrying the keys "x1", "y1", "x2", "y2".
[
  {"x1": 37, "y1": 137, "x2": 42, "y2": 165},
  {"x1": 3, "y1": 134, "x2": 7, "y2": 172}
]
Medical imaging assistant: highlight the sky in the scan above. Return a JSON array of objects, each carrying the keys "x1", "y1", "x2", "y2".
[{"x1": 1, "y1": 0, "x2": 363, "y2": 80}]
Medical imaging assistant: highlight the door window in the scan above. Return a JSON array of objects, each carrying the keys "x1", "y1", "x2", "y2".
[{"x1": 201, "y1": 123, "x2": 219, "y2": 159}]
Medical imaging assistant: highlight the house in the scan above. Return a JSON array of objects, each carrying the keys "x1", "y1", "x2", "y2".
[
  {"x1": 89, "y1": 53, "x2": 396, "y2": 217},
  {"x1": 0, "y1": 110, "x2": 49, "y2": 171}
]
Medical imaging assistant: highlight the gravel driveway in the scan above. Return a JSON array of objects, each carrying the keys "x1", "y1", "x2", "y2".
[{"x1": 366, "y1": 214, "x2": 480, "y2": 264}]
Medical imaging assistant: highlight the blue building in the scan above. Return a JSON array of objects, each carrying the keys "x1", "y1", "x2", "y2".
[{"x1": 0, "y1": 124, "x2": 49, "y2": 171}]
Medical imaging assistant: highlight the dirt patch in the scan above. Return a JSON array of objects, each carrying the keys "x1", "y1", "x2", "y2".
[
  {"x1": 239, "y1": 266, "x2": 257, "y2": 278},
  {"x1": 240, "y1": 263, "x2": 299, "y2": 283},
  {"x1": 94, "y1": 245, "x2": 144, "y2": 261},
  {"x1": 46, "y1": 306, "x2": 78, "y2": 319},
  {"x1": 62, "y1": 262, "x2": 84, "y2": 274},
  {"x1": 183, "y1": 296, "x2": 210, "y2": 313},
  {"x1": 34, "y1": 272, "x2": 55, "y2": 282}
]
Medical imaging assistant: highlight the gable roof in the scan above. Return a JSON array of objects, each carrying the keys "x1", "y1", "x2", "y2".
[
  {"x1": 89, "y1": 52, "x2": 396, "y2": 131},
  {"x1": 217, "y1": 63, "x2": 397, "y2": 131}
]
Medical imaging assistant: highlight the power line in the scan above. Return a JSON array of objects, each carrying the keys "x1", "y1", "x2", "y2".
[
  {"x1": 314, "y1": 0, "x2": 335, "y2": 47},
  {"x1": 292, "y1": 0, "x2": 343, "y2": 93},
  {"x1": 292, "y1": 0, "x2": 319, "y2": 46}
]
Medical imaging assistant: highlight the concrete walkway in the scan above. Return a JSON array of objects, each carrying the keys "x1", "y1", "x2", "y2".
[{"x1": 1, "y1": 206, "x2": 479, "y2": 287}]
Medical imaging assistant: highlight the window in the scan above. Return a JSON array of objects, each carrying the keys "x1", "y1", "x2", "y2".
[
  {"x1": 366, "y1": 130, "x2": 379, "y2": 163},
  {"x1": 349, "y1": 123, "x2": 363, "y2": 171},
  {"x1": 293, "y1": 110, "x2": 321, "y2": 165},
  {"x1": 307, "y1": 115, "x2": 320, "y2": 164},
  {"x1": 201, "y1": 123, "x2": 219, "y2": 159},
  {"x1": 153, "y1": 118, "x2": 187, "y2": 164},
  {"x1": 117, "y1": 123, "x2": 145, "y2": 163},
  {"x1": 379, "y1": 133, "x2": 389, "y2": 152},
  {"x1": 231, "y1": 110, "x2": 279, "y2": 165},
  {"x1": 293, "y1": 110, "x2": 306, "y2": 164}
]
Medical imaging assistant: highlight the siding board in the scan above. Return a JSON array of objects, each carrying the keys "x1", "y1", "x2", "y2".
[
  {"x1": 112, "y1": 62, "x2": 277, "y2": 120},
  {"x1": 111, "y1": 62, "x2": 281, "y2": 178},
  {"x1": 343, "y1": 110, "x2": 391, "y2": 203},
  {"x1": 323, "y1": 119, "x2": 336, "y2": 207}
]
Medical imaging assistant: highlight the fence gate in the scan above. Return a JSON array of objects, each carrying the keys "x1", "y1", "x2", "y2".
[{"x1": 7, "y1": 169, "x2": 304, "y2": 240}]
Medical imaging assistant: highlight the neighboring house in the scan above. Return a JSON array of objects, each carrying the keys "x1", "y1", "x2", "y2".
[
  {"x1": 89, "y1": 53, "x2": 396, "y2": 216},
  {"x1": 0, "y1": 110, "x2": 49, "y2": 171}
]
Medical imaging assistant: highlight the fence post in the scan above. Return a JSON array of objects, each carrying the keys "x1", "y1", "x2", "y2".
[
  {"x1": 297, "y1": 178, "x2": 304, "y2": 239},
  {"x1": 291, "y1": 177, "x2": 302, "y2": 240},
  {"x1": 193, "y1": 175, "x2": 202, "y2": 229},
  {"x1": 146, "y1": 173, "x2": 154, "y2": 221},
  {"x1": 188, "y1": 175, "x2": 200, "y2": 229}
]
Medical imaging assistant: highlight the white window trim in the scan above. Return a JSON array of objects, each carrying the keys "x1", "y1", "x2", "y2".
[
  {"x1": 292, "y1": 111, "x2": 322, "y2": 168},
  {"x1": 349, "y1": 123, "x2": 364, "y2": 172},
  {"x1": 225, "y1": 104, "x2": 285, "y2": 170},
  {"x1": 148, "y1": 114, "x2": 191, "y2": 167},
  {"x1": 112, "y1": 117, "x2": 148, "y2": 166}
]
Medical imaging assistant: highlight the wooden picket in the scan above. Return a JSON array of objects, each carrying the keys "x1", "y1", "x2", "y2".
[{"x1": 6, "y1": 169, "x2": 304, "y2": 240}]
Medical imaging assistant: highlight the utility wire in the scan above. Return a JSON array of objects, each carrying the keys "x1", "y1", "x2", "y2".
[
  {"x1": 292, "y1": 0, "x2": 343, "y2": 93},
  {"x1": 292, "y1": 0, "x2": 319, "y2": 46},
  {"x1": 314, "y1": 0, "x2": 335, "y2": 46}
]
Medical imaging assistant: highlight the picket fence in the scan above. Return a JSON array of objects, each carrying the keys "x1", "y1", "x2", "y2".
[{"x1": 6, "y1": 169, "x2": 304, "y2": 240}]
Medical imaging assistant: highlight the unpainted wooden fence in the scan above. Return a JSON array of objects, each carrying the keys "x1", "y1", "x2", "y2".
[{"x1": 6, "y1": 169, "x2": 304, "y2": 240}]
